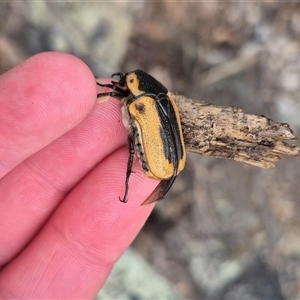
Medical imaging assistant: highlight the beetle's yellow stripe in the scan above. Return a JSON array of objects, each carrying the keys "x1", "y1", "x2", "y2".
[{"x1": 128, "y1": 95, "x2": 186, "y2": 180}]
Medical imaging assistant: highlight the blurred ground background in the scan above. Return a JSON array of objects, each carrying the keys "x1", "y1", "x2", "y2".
[{"x1": 1, "y1": 1, "x2": 300, "y2": 299}]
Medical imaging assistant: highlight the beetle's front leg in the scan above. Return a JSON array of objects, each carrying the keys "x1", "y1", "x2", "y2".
[
  {"x1": 119, "y1": 136, "x2": 135, "y2": 203},
  {"x1": 96, "y1": 82, "x2": 129, "y2": 99}
]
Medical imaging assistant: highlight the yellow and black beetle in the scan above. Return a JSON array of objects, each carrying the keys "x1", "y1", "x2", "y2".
[{"x1": 97, "y1": 70, "x2": 186, "y2": 205}]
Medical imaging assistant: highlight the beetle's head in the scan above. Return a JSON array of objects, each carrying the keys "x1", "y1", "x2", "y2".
[{"x1": 126, "y1": 69, "x2": 168, "y2": 97}]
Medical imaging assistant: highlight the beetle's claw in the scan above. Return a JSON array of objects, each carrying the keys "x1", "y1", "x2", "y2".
[{"x1": 119, "y1": 196, "x2": 128, "y2": 203}]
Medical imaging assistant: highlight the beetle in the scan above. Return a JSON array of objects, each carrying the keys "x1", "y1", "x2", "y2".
[{"x1": 97, "y1": 70, "x2": 186, "y2": 205}]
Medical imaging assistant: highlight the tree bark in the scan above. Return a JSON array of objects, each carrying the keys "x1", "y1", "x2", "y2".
[{"x1": 174, "y1": 94, "x2": 300, "y2": 168}]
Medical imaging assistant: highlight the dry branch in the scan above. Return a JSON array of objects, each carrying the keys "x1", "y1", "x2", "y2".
[{"x1": 173, "y1": 94, "x2": 300, "y2": 168}]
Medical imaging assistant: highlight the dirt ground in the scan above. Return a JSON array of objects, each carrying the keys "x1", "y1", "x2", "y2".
[{"x1": 1, "y1": 2, "x2": 300, "y2": 299}]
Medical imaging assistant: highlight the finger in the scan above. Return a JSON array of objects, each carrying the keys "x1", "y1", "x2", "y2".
[
  {"x1": 0, "y1": 97, "x2": 126, "y2": 266},
  {"x1": 0, "y1": 147, "x2": 157, "y2": 299},
  {"x1": 0, "y1": 52, "x2": 97, "y2": 178}
]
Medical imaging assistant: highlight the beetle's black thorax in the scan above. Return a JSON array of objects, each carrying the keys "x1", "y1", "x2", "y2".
[{"x1": 133, "y1": 69, "x2": 168, "y2": 95}]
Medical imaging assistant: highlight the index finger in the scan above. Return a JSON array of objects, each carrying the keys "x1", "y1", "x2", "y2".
[{"x1": 0, "y1": 52, "x2": 97, "y2": 178}]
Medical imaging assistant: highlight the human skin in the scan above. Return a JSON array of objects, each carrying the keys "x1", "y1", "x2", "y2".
[{"x1": 0, "y1": 52, "x2": 157, "y2": 298}]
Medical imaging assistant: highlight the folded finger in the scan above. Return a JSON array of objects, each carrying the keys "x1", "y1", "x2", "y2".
[
  {"x1": 0, "y1": 96, "x2": 127, "y2": 265},
  {"x1": 0, "y1": 147, "x2": 157, "y2": 299}
]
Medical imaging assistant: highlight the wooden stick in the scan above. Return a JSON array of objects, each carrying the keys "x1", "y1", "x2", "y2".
[{"x1": 173, "y1": 94, "x2": 300, "y2": 168}]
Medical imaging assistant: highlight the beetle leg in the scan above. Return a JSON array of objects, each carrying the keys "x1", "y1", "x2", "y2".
[
  {"x1": 119, "y1": 136, "x2": 135, "y2": 203},
  {"x1": 96, "y1": 82, "x2": 120, "y2": 89},
  {"x1": 96, "y1": 82, "x2": 114, "y2": 88},
  {"x1": 97, "y1": 82, "x2": 129, "y2": 99},
  {"x1": 97, "y1": 82, "x2": 127, "y2": 94},
  {"x1": 97, "y1": 91, "x2": 123, "y2": 98}
]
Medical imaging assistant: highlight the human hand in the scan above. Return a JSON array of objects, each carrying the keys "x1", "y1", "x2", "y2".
[{"x1": 0, "y1": 52, "x2": 157, "y2": 298}]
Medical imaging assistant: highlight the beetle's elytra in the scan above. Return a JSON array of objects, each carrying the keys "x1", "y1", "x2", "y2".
[{"x1": 97, "y1": 70, "x2": 186, "y2": 205}]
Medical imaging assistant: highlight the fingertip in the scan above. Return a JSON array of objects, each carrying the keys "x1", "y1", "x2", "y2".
[
  {"x1": 19, "y1": 51, "x2": 97, "y2": 111},
  {"x1": 0, "y1": 52, "x2": 98, "y2": 177}
]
